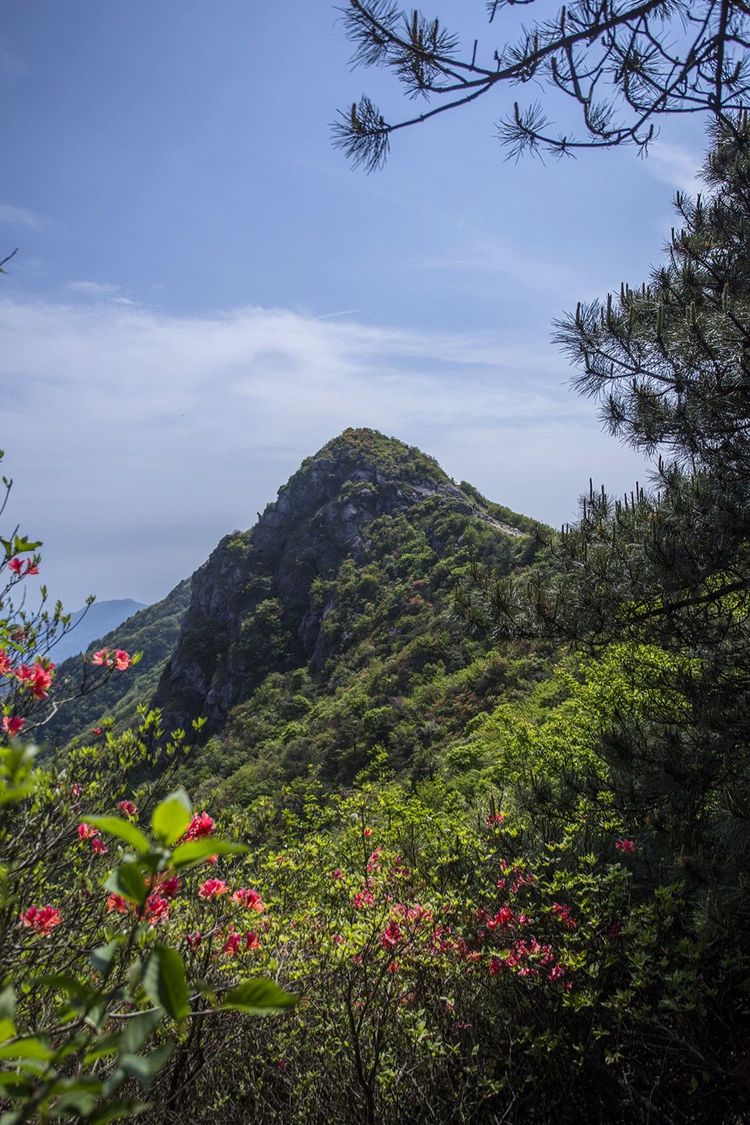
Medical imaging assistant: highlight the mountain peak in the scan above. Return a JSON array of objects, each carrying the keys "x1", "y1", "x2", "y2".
[{"x1": 153, "y1": 432, "x2": 521, "y2": 734}]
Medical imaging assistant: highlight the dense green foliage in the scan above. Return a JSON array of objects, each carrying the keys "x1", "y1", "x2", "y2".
[{"x1": 184, "y1": 490, "x2": 549, "y2": 806}]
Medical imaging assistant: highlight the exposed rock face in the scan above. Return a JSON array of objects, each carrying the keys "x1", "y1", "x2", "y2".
[{"x1": 154, "y1": 428, "x2": 507, "y2": 733}]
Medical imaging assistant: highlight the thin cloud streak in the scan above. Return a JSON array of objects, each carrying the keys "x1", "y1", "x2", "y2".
[{"x1": 0, "y1": 203, "x2": 45, "y2": 230}]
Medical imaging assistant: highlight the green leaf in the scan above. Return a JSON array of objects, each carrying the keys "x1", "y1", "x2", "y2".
[
  {"x1": 218, "y1": 978, "x2": 296, "y2": 1015},
  {"x1": 50, "y1": 1087, "x2": 100, "y2": 1117},
  {"x1": 0, "y1": 1019, "x2": 15, "y2": 1043},
  {"x1": 142, "y1": 945, "x2": 189, "y2": 1021},
  {"x1": 170, "y1": 838, "x2": 248, "y2": 869},
  {"x1": 119, "y1": 1008, "x2": 164, "y2": 1054},
  {"x1": 90, "y1": 938, "x2": 125, "y2": 979},
  {"x1": 89, "y1": 1100, "x2": 149, "y2": 1124},
  {"x1": 86, "y1": 816, "x2": 151, "y2": 855},
  {"x1": 104, "y1": 860, "x2": 147, "y2": 907},
  {"x1": 0, "y1": 985, "x2": 15, "y2": 1021},
  {"x1": 0, "y1": 1109, "x2": 27, "y2": 1125},
  {"x1": 0, "y1": 1036, "x2": 54, "y2": 1060},
  {"x1": 120, "y1": 1043, "x2": 173, "y2": 1090},
  {"x1": 151, "y1": 790, "x2": 191, "y2": 845}
]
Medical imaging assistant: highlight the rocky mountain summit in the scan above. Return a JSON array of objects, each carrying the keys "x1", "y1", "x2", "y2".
[
  {"x1": 46, "y1": 429, "x2": 540, "y2": 784},
  {"x1": 153, "y1": 428, "x2": 529, "y2": 734}
]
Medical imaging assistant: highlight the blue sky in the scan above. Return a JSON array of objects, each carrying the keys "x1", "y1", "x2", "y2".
[{"x1": 1, "y1": 1, "x2": 707, "y2": 607}]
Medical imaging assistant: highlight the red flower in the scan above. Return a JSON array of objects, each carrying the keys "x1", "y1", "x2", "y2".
[
  {"x1": 114, "y1": 649, "x2": 131, "y2": 671},
  {"x1": 489, "y1": 957, "x2": 504, "y2": 977},
  {"x1": 2, "y1": 715, "x2": 25, "y2": 735},
  {"x1": 548, "y1": 964, "x2": 567, "y2": 982},
  {"x1": 615, "y1": 838, "x2": 636, "y2": 854},
  {"x1": 16, "y1": 662, "x2": 54, "y2": 700},
  {"x1": 199, "y1": 878, "x2": 228, "y2": 899},
  {"x1": 91, "y1": 649, "x2": 109, "y2": 666},
  {"x1": 8, "y1": 557, "x2": 38, "y2": 578},
  {"x1": 232, "y1": 887, "x2": 265, "y2": 913},
  {"x1": 186, "y1": 931, "x2": 202, "y2": 949},
  {"x1": 0, "y1": 649, "x2": 11, "y2": 676},
  {"x1": 244, "y1": 931, "x2": 260, "y2": 951},
  {"x1": 551, "y1": 902, "x2": 577, "y2": 930},
  {"x1": 386, "y1": 959, "x2": 400, "y2": 974},
  {"x1": 182, "y1": 812, "x2": 215, "y2": 841},
  {"x1": 91, "y1": 836, "x2": 108, "y2": 855},
  {"x1": 144, "y1": 894, "x2": 170, "y2": 924},
  {"x1": 117, "y1": 799, "x2": 138, "y2": 818},
  {"x1": 380, "y1": 921, "x2": 402, "y2": 950},
  {"x1": 20, "y1": 905, "x2": 61, "y2": 935},
  {"x1": 366, "y1": 848, "x2": 383, "y2": 873},
  {"x1": 363, "y1": 826, "x2": 373, "y2": 838},
  {"x1": 486, "y1": 906, "x2": 515, "y2": 930},
  {"x1": 158, "y1": 876, "x2": 181, "y2": 899},
  {"x1": 107, "y1": 894, "x2": 129, "y2": 914},
  {"x1": 77, "y1": 822, "x2": 98, "y2": 840},
  {"x1": 223, "y1": 930, "x2": 242, "y2": 955},
  {"x1": 92, "y1": 726, "x2": 104, "y2": 738},
  {"x1": 485, "y1": 811, "x2": 506, "y2": 827},
  {"x1": 330, "y1": 868, "x2": 344, "y2": 880}
]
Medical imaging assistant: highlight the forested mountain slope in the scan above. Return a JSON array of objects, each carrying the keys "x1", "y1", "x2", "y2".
[{"x1": 46, "y1": 429, "x2": 550, "y2": 799}]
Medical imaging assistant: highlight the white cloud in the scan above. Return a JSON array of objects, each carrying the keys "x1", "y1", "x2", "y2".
[
  {"x1": 0, "y1": 203, "x2": 45, "y2": 230},
  {"x1": 643, "y1": 141, "x2": 704, "y2": 196},
  {"x1": 66, "y1": 280, "x2": 136, "y2": 305},
  {"x1": 0, "y1": 294, "x2": 647, "y2": 607}
]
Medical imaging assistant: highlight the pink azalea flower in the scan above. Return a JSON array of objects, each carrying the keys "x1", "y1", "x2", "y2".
[
  {"x1": 7, "y1": 557, "x2": 23, "y2": 575},
  {"x1": 77, "y1": 823, "x2": 98, "y2": 840},
  {"x1": 2, "y1": 715, "x2": 25, "y2": 735},
  {"x1": 144, "y1": 894, "x2": 170, "y2": 924},
  {"x1": 551, "y1": 902, "x2": 577, "y2": 930},
  {"x1": 232, "y1": 887, "x2": 265, "y2": 912},
  {"x1": 615, "y1": 838, "x2": 637, "y2": 854},
  {"x1": 114, "y1": 649, "x2": 131, "y2": 670},
  {"x1": 182, "y1": 812, "x2": 215, "y2": 841},
  {"x1": 19, "y1": 905, "x2": 61, "y2": 935},
  {"x1": 486, "y1": 906, "x2": 515, "y2": 930},
  {"x1": 106, "y1": 894, "x2": 129, "y2": 914},
  {"x1": 91, "y1": 836, "x2": 108, "y2": 855},
  {"x1": 185, "y1": 931, "x2": 202, "y2": 949},
  {"x1": 158, "y1": 876, "x2": 181, "y2": 899},
  {"x1": 117, "y1": 799, "x2": 138, "y2": 818},
  {"x1": 91, "y1": 648, "x2": 110, "y2": 666},
  {"x1": 485, "y1": 811, "x2": 506, "y2": 827},
  {"x1": 223, "y1": 930, "x2": 242, "y2": 955},
  {"x1": 380, "y1": 921, "x2": 402, "y2": 949},
  {"x1": 199, "y1": 878, "x2": 228, "y2": 899}
]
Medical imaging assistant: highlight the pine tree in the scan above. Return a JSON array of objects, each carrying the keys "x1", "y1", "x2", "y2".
[
  {"x1": 485, "y1": 115, "x2": 750, "y2": 952},
  {"x1": 334, "y1": 1, "x2": 750, "y2": 169}
]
